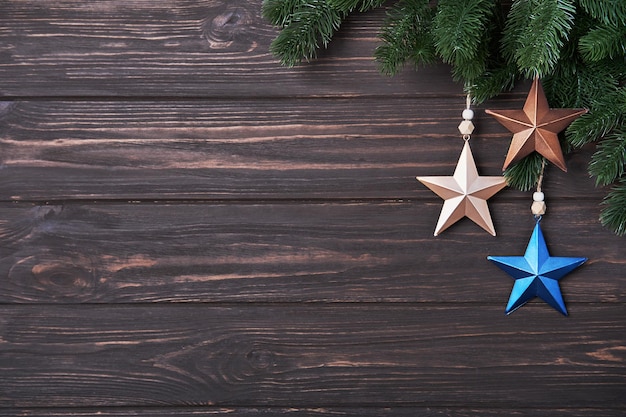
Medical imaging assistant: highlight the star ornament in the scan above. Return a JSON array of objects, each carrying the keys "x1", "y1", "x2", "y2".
[
  {"x1": 417, "y1": 141, "x2": 507, "y2": 236},
  {"x1": 485, "y1": 77, "x2": 587, "y2": 172},
  {"x1": 487, "y1": 222, "x2": 586, "y2": 316}
]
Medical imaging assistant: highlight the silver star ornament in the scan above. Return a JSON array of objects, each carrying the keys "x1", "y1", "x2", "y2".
[{"x1": 417, "y1": 141, "x2": 507, "y2": 236}]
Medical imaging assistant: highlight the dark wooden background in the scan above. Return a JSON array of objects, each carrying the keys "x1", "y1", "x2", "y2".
[{"x1": 1, "y1": 1, "x2": 624, "y2": 416}]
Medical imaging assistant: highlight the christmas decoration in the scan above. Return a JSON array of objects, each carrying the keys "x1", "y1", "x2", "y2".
[
  {"x1": 485, "y1": 77, "x2": 587, "y2": 172},
  {"x1": 488, "y1": 219, "x2": 586, "y2": 315},
  {"x1": 262, "y1": 0, "x2": 626, "y2": 235},
  {"x1": 488, "y1": 163, "x2": 586, "y2": 315},
  {"x1": 417, "y1": 97, "x2": 506, "y2": 236}
]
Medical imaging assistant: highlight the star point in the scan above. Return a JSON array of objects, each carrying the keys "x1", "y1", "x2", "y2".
[
  {"x1": 485, "y1": 77, "x2": 587, "y2": 172},
  {"x1": 488, "y1": 222, "x2": 586, "y2": 315},
  {"x1": 417, "y1": 141, "x2": 507, "y2": 236}
]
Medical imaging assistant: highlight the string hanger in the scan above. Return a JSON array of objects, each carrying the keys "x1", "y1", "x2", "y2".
[
  {"x1": 458, "y1": 93, "x2": 474, "y2": 141},
  {"x1": 531, "y1": 158, "x2": 547, "y2": 219}
]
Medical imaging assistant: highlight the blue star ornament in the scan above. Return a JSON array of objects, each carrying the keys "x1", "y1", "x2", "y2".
[{"x1": 487, "y1": 222, "x2": 586, "y2": 315}]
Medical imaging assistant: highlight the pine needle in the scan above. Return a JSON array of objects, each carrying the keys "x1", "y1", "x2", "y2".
[
  {"x1": 600, "y1": 178, "x2": 626, "y2": 236},
  {"x1": 374, "y1": 0, "x2": 436, "y2": 75},
  {"x1": 502, "y1": 0, "x2": 576, "y2": 78},
  {"x1": 579, "y1": 23, "x2": 626, "y2": 62},
  {"x1": 503, "y1": 153, "x2": 545, "y2": 191},
  {"x1": 589, "y1": 130, "x2": 626, "y2": 186},
  {"x1": 578, "y1": 0, "x2": 626, "y2": 26}
]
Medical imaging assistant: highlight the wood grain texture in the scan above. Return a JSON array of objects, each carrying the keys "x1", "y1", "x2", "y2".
[
  {"x1": 0, "y1": 0, "x2": 459, "y2": 98},
  {"x1": 4, "y1": 408, "x2": 625, "y2": 417},
  {"x1": 0, "y1": 98, "x2": 599, "y2": 201},
  {"x1": 1, "y1": 304, "x2": 625, "y2": 408},
  {"x1": 1, "y1": 1, "x2": 623, "y2": 415},
  {"x1": 0, "y1": 201, "x2": 622, "y2": 304}
]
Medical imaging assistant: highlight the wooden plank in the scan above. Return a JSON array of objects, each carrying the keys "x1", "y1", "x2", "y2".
[
  {"x1": 0, "y1": 1, "x2": 459, "y2": 98},
  {"x1": 1, "y1": 304, "x2": 625, "y2": 408},
  {"x1": 0, "y1": 201, "x2": 622, "y2": 304},
  {"x1": 0, "y1": 98, "x2": 599, "y2": 201},
  {"x1": 3, "y1": 407, "x2": 624, "y2": 417}
]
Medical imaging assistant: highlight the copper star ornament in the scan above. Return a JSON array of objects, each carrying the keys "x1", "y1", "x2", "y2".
[
  {"x1": 417, "y1": 141, "x2": 507, "y2": 236},
  {"x1": 485, "y1": 77, "x2": 587, "y2": 172}
]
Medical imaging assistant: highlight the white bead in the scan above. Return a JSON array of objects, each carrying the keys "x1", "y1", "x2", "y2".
[
  {"x1": 462, "y1": 109, "x2": 474, "y2": 120},
  {"x1": 533, "y1": 191, "x2": 545, "y2": 202}
]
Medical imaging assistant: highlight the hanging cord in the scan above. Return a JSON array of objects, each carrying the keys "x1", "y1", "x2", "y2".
[
  {"x1": 532, "y1": 159, "x2": 547, "y2": 221},
  {"x1": 459, "y1": 93, "x2": 474, "y2": 141},
  {"x1": 536, "y1": 158, "x2": 546, "y2": 193}
]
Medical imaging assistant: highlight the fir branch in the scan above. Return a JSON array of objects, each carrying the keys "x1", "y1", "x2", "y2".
[
  {"x1": 264, "y1": 0, "x2": 387, "y2": 67},
  {"x1": 542, "y1": 66, "x2": 581, "y2": 108},
  {"x1": 469, "y1": 63, "x2": 517, "y2": 103},
  {"x1": 544, "y1": 58, "x2": 623, "y2": 108},
  {"x1": 589, "y1": 130, "x2": 626, "y2": 186},
  {"x1": 579, "y1": 23, "x2": 626, "y2": 62},
  {"x1": 267, "y1": 0, "x2": 345, "y2": 67},
  {"x1": 432, "y1": 0, "x2": 495, "y2": 82},
  {"x1": 450, "y1": 54, "x2": 488, "y2": 84},
  {"x1": 263, "y1": 0, "x2": 308, "y2": 27},
  {"x1": 600, "y1": 177, "x2": 626, "y2": 236},
  {"x1": 578, "y1": 0, "x2": 626, "y2": 26},
  {"x1": 539, "y1": 8, "x2": 593, "y2": 107},
  {"x1": 567, "y1": 87, "x2": 626, "y2": 148},
  {"x1": 328, "y1": 0, "x2": 386, "y2": 13},
  {"x1": 501, "y1": 0, "x2": 576, "y2": 78},
  {"x1": 503, "y1": 153, "x2": 545, "y2": 191},
  {"x1": 374, "y1": 0, "x2": 436, "y2": 76}
]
